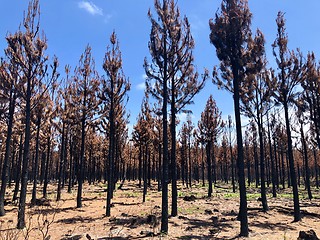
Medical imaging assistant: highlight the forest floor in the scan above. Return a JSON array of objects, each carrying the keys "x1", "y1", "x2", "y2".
[{"x1": 0, "y1": 181, "x2": 320, "y2": 240}]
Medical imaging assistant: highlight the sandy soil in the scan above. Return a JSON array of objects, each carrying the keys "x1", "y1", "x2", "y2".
[{"x1": 0, "y1": 181, "x2": 319, "y2": 239}]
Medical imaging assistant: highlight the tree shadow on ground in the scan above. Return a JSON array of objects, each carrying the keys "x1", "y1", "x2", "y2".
[
  {"x1": 97, "y1": 237, "x2": 129, "y2": 240},
  {"x1": 107, "y1": 213, "x2": 159, "y2": 229},
  {"x1": 250, "y1": 220, "x2": 296, "y2": 231},
  {"x1": 56, "y1": 215, "x2": 105, "y2": 224},
  {"x1": 97, "y1": 235, "x2": 160, "y2": 240},
  {"x1": 177, "y1": 214, "x2": 236, "y2": 240},
  {"x1": 178, "y1": 235, "x2": 216, "y2": 240},
  {"x1": 82, "y1": 196, "x2": 99, "y2": 202},
  {"x1": 28, "y1": 206, "x2": 83, "y2": 215},
  {"x1": 178, "y1": 235, "x2": 241, "y2": 240},
  {"x1": 112, "y1": 201, "x2": 141, "y2": 206},
  {"x1": 273, "y1": 205, "x2": 320, "y2": 218}
]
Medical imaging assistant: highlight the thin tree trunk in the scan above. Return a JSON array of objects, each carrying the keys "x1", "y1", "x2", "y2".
[
  {"x1": 17, "y1": 76, "x2": 32, "y2": 229},
  {"x1": 280, "y1": 143, "x2": 286, "y2": 189},
  {"x1": 12, "y1": 134, "x2": 23, "y2": 202},
  {"x1": 106, "y1": 84, "x2": 115, "y2": 216},
  {"x1": 314, "y1": 149, "x2": 319, "y2": 189},
  {"x1": 0, "y1": 90, "x2": 16, "y2": 216},
  {"x1": 233, "y1": 67, "x2": 248, "y2": 236},
  {"x1": 284, "y1": 102, "x2": 300, "y2": 222},
  {"x1": 245, "y1": 143, "x2": 251, "y2": 186},
  {"x1": 171, "y1": 87, "x2": 178, "y2": 216},
  {"x1": 68, "y1": 138, "x2": 73, "y2": 193},
  {"x1": 188, "y1": 134, "x2": 192, "y2": 188},
  {"x1": 300, "y1": 122, "x2": 312, "y2": 200},
  {"x1": 253, "y1": 140, "x2": 259, "y2": 188},
  {"x1": 31, "y1": 115, "x2": 42, "y2": 205},
  {"x1": 57, "y1": 121, "x2": 66, "y2": 201},
  {"x1": 77, "y1": 90, "x2": 87, "y2": 208},
  {"x1": 43, "y1": 136, "x2": 51, "y2": 198},
  {"x1": 267, "y1": 115, "x2": 276, "y2": 198},
  {"x1": 207, "y1": 141, "x2": 213, "y2": 197},
  {"x1": 257, "y1": 117, "x2": 268, "y2": 211},
  {"x1": 229, "y1": 125, "x2": 236, "y2": 193},
  {"x1": 158, "y1": 143, "x2": 162, "y2": 192},
  {"x1": 201, "y1": 145, "x2": 205, "y2": 187},
  {"x1": 138, "y1": 146, "x2": 142, "y2": 188},
  {"x1": 160, "y1": 45, "x2": 169, "y2": 233},
  {"x1": 143, "y1": 145, "x2": 147, "y2": 203}
]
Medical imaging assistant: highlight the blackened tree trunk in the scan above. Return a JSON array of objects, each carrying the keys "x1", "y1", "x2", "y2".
[
  {"x1": 12, "y1": 134, "x2": 23, "y2": 202},
  {"x1": 143, "y1": 146, "x2": 148, "y2": 203},
  {"x1": 253, "y1": 140, "x2": 259, "y2": 188},
  {"x1": 233, "y1": 69, "x2": 249, "y2": 236},
  {"x1": 300, "y1": 121, "x2": 312, "y2": 200},
  {"x1": 284, "y1": 101, "x2": 300, "y2": 221},
  {"x1": 170, "y1": 87, "x2": 178, "y2": 216},
  {"x1": 0, "y1": 90, "x2": 16, "y2": 216},
  {"x1": 201, "y1": 145, "x2": 205, "y2": 187},
  {"x1": 207, "y1": 141, "x2": 213, "y2": 197},
  {"x1": 280, "y1": 143, "x2": 286, "y2": 189},
  {"x1": 229, "y1": 120, "x2": 236, "y2": 193},
  {"x1": 138, "y1": 146, "x2": 142, "y2": 188},
  {"x1": 188, "y1": 132, "x2": 193, "y2": 188},
  {"x1": 267, "y1": 115, "x2": 276, "y2": 198},
  {"x1": 31, "y1": 114, "x2": 42, "y2": 205},
  {"x1": 68, "y1": 138, "x2": 74, "y2": 193},
  {"x1": 43, "y1": 136, "x2": 51, "y2": 199},
  {"x1": 314, "y1": 149, "x2": 319, "y2": 189},
  {"x1": 106, "y1": 94, "x2": 115, "y2": 217},
  {"x1": 245, "y1": 142, "x2": 251, "y2": 186},
  {"x1": 258, "y1": 118, "x2": 269, "y2": 211},
  {"x1": 160, "y1": 57, "x2": 169, "y2": 233},
  {"x1": 158, "y1": 143, "x2": 162, "y2": 191},
  {"x1": 17, "y1": 76, "x2": 32, "y2": 229},
  {"x1": 57, "y1": 121, "x2": 66, "y2": 201}
]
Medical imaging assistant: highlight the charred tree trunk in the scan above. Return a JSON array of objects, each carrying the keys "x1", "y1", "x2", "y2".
[
  {"x1": 232, "y1": 67, "x2": 248, "y2": 236},
  {"x1": 43, "y1": 136, "x2": 51, "y2": 199},
  {"x1": 31, "y1": 114, "x2": 42, "y2": 205},
  {"x1": 12, "y1": 134, "x2": 23, "y2": 202},
  {"x1": 207, "y1": 141, "x2": 213, "y2": 197},
  {"x1": 143, "y1": 145, "x2": 147, "y2": 203},
  {"x1": 201, "y1": 145, "x2": 205, "y2": 187},
  {"x1": 300, "y1": 122, "x2": 312, "y2": 200},
  {"x1": 314, "y1": 149, "x2": 319, "y2": 189},
  {"x1": 267, "y1": 115, "x2": 276, "y2": 198},
  {"x1": 170, "y1": 84, "x2": 178, "y2": 217},
  {"x1": 0, "y1": 90, "x2": 16, "y2": 216},
  {"x1": 284, "y1": 101, "x2": 300, "y2": 221},
  {"x1": 257, "y1": 116, "x2": 268, "y2": 211},
  {"x1": 253, "y1": 140, "x2": 259, "y2": 188},
  {"x1": 57, "y1": 121, "x2": 66, "y2": 201},
  {"x1": 17, "y1": 76, "x2": 32, "y2": 229},
  {"x1": 280, "y1": 143, "x2": 286, "y2": 189}
]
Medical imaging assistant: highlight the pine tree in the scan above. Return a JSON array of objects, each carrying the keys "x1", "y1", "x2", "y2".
[
  {"x1": 3, "y1": 0, "x2": 58, "y2": 228},
  {"x1": 198, "y1": 95, "x2": 224, "y2": 197},
  {"x1": 73, "y1": 45, "x2": 99, "y2": 208},
  {"x1": 209, "y1": 0, "x2": 255, "y2": 235},
  {"x1": 0, "y1": 59, "x2": 19, "y2": 216},
  {"x1": 133, "y1": 94, "x2": 153, "y2": 203},
  {"x1": 98, "y1": 31, "x2": 130, "y2": 216},
  {"x1": 240, "y1": 32, "x2": 271, "y2": 210},
  {"x1": 271, "y1": 12, "x2": 307, "y2": 222}
]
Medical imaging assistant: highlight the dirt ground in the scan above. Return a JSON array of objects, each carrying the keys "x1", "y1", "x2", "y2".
[{"x1": 0, "y1": 181, "x2": 319, "y2": 240}]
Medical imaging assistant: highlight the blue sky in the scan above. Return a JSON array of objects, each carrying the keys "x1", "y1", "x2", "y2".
[{"x1": 1, "y1": 0, "x2": 320, "y2": 134}]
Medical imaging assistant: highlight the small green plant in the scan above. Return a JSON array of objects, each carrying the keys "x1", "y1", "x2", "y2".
[{"x1": 223, "y1": 192, "x2": 239, "y2": 199}]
